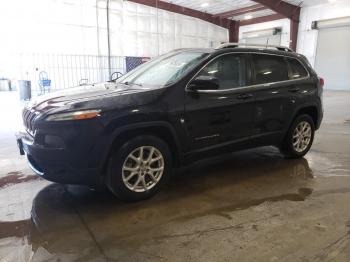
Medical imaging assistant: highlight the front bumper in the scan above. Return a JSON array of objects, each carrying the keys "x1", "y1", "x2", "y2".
[{"x1": 16, "y1": 130, "x2": 101, "y2": 186}]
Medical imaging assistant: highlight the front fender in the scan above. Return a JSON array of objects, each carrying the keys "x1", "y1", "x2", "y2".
[{"x1": 97, "y1": 121, "x2": 183, "y2": 175}]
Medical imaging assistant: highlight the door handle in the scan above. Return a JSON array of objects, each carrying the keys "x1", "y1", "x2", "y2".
[
  {"x1": 237, "y1": 93, "x2": 253, "y2": 100},
  {"x1": 288, "y1": 87, "x2": 300, "y2": 93}
]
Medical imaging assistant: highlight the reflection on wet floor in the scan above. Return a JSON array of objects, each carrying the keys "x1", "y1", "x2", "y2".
[
  {"x1": 0, "y1": 147, "x2": 319, "y2": 260},
  {"x1": 1, "y1": 150, "x2": 350, "y2": 261}
]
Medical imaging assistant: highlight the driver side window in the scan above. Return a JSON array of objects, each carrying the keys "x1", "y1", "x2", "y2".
[{"x1": 197, "y1": 54, "x2": 247, "y2": 90}]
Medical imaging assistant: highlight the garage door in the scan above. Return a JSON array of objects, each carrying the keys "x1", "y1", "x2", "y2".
[{"x1": 315, "y1": 26, "x2": 350, "y2": 90}]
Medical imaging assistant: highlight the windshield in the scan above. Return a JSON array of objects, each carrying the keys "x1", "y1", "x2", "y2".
[{"x1": 117, "y1": 51, "x2": 209, "y2": 88}]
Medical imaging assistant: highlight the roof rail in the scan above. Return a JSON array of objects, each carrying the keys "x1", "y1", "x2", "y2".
[{"x1": 215, "y1": 42, "x2": 294, "y2": 52}]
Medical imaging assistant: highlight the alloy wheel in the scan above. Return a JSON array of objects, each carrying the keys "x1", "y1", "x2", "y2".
[
  {"x1": 292, "y1": 121, "x2": 312, "y2": 153},
  {"x1": 122, "y1": 146, "x2": 164, "y2": 192}
]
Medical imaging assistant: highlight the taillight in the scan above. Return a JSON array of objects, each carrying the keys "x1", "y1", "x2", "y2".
[{"x1": 319, "y1": 77, "x2": 325, "y2": 88}]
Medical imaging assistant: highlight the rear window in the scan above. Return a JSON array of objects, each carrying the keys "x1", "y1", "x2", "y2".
[
  {"x1": 287, "y1": 58, "x2": 308, "y2": 79},
  {"x1": 252, "y1": 54, "x2": 289, "y2": 84}
]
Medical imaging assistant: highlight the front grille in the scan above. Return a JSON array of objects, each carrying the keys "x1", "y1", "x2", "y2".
[{"x1": 22, "y1": 108, "x2": 38, "y2": 135}]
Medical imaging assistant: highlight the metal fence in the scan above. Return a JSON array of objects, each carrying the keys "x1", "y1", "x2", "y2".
[{"x1": 16, "y1": 53, "x2": 125, "y2": 93}]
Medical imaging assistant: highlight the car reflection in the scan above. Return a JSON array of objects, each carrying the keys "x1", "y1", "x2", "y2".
[{"x1": 26, "y1": 147, "x2": 314, "y2": 259}]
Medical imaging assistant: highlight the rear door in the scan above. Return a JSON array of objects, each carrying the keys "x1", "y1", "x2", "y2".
[
  {"x1": 285, "y1": 56, "x2": 318, "y2": 118},
  {"x1": 249, "y1": 53, "x2": 297, "y2": 144},
  {"x1": 184, "y1": 53, "x2": 254, "y2": 152}
]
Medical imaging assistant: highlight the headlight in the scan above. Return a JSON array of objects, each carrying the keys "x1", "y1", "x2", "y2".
[{"x1": 45, "y1": 109, "x2": 101, "y2": 121}]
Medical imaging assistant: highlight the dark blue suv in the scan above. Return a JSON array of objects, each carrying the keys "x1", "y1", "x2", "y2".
[{"x1": 17, "y1": 43, "x2": 324, "y2": 201}]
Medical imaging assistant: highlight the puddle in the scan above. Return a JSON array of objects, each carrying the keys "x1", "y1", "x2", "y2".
[
  {"x1": 0, "y1": 219, "x2": 30, "y2": 239},
  {"x1": 0, "y1": 171, "x2": 40, "y2": 189},
  {"x1": 175, "y1": 187, "x2": 314, "y2": 223}
]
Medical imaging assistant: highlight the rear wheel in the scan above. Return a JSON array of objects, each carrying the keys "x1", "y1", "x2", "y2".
[
  {"x1": 106, "y1": 135, "x2": 172, "y2": 201},
  {"x1": 280, "y1": 114, "x2": 315, "y2": 158}
]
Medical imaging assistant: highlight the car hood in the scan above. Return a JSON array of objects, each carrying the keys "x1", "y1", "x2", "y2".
[{"x1": 27, "y1": 82, "x2": 164, "y2": 114}]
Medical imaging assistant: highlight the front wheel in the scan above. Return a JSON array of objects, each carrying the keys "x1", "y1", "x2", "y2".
[
  {"x1": 106, "y1": 135, "x2": 172, "y2": 201},
  {"x1": 280, "y1": 114, "x2": 315, "y2": 158}
]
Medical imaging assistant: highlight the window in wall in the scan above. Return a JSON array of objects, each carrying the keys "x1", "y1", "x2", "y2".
[
  {"x1": 287, "y1": 58, "x2": 308, "y2": 79},
  {"x1": 253, "y1": 54, "x2": 289, "y2": 84},
  {"x1": 197, "y1": 54, "x2": 247, "y2": 90}
]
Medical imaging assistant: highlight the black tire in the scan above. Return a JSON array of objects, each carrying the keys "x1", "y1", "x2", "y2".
[
  {"x1": 280, "y1": 114, "x2": 315, "y2": 159},
  {"x1": 106, "y1": 135, "x2": 172, "y2": 201}
]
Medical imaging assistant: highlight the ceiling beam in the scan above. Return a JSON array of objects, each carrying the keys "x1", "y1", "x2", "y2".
[
  {"x1": 239, "y1": 13, "x2": 285, "y2": 26},
  {"x1": 126, "y1": 0, "x2": 233, "y2": 29},
  {"x1": 251, "y1": 0, "x2": 300, "y2": 21},
  {"x1": 214, "y1": 4, "x2": 267, "y2": 19}
]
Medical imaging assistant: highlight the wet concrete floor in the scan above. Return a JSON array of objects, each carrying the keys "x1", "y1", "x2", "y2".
[{"x1": 0, "y1": 90, "x2": 349, "y2": 261}]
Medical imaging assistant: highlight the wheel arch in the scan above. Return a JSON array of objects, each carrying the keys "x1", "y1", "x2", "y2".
[
  {"x1": 101, "y1": 122, "x2": 183, "y2": 175},
  {"x1": 293, "y1": 105, "x2": 319, "y2": 129}
]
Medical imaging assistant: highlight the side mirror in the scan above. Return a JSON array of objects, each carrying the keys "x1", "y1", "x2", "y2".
[{"x1": 188, "y1": 75, "x2": 219, "y2": 91}]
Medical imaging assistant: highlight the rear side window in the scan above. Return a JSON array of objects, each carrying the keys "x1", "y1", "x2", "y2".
[
  {"x1": 287, "y1": 58, "x2": 308, "y2": 79},
  {"x1": 252, "y1": 54, "x2": 289, "y2": 84}
]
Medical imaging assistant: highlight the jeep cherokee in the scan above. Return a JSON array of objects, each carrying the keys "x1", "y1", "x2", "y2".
[{"x1": 16, "y1": 43, "x2": 324, "y2": 201}]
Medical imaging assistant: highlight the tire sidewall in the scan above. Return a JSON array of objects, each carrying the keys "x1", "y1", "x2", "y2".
[
  {"x1": 107, "y1": 135, "x2": 172, "y2": 201},
  {"x1": 284, "y1": 114, "x2": 315, "y2": 158}
]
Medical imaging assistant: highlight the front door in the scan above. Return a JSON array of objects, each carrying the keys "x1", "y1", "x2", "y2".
[{"x1": 184, "y1": 53, "x2": 254, "y2": 153}]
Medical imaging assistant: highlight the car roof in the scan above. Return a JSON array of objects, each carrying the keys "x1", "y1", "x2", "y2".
[
  {"x1": 172, "y1": 47, "x2": 304, "y2": 60},
  {"x1": 212, "y1": 47, "x2": 303, "y2": 59}
]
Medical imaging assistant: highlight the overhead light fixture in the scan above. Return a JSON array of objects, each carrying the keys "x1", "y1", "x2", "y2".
[
  {"x1": 245, "y1": 14, "x2": 253, "y2": 20},
  {"x1": 201, "y1": 2, "x2": 209, "y2": 8}
]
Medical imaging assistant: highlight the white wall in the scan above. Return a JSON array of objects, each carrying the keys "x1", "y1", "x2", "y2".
[
  {"x1": 239, "y1": 18, "x2": 291, "y2": 47},
  {"x1": 0, "y1": 0, "x2": 228, "y2": 89},
  {"x1": 0, "y1": 0, "x2": 228, "y2": 58},
  {"x1": 297, "y1": 1, "x2": 350, "y2": 66},
  {"x1": 0, "y1": 0, "x2": 100, "y2": 56},
  {"x1": 102, "y1": 0, "x2": 228, "y2": 57},
  {"x1": 0, "y1": 0, "x2": 228, "y2": 78}
]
